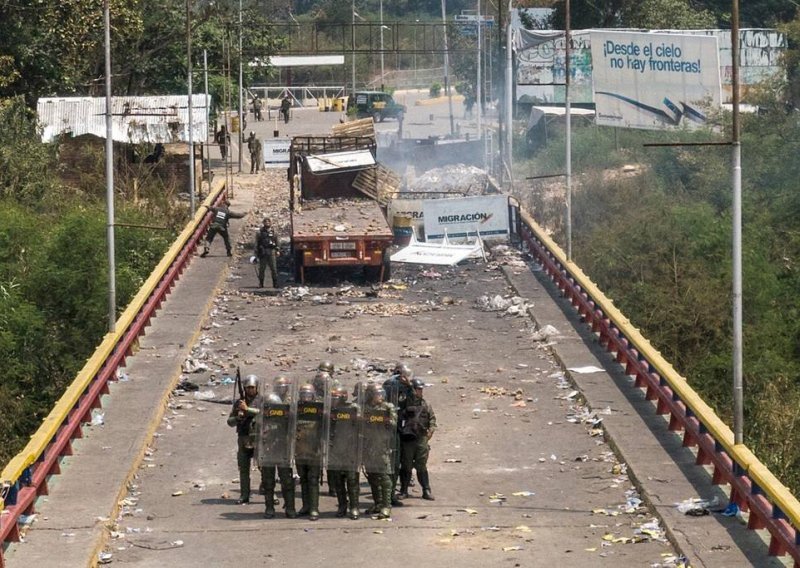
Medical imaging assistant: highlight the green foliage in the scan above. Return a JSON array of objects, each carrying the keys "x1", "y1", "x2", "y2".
[
  {"x1": 0, "y1": 100, "x2": 177, "y2": 469},
  {"x1": 429, "y1": 82, "x2": 442, "y2": 97},
  {"x1": 518, "y1": 96, "x2": 800, "y2": 494},
  {"x1": 0, "y1": 98, "x2": 60, "y2": 205}
]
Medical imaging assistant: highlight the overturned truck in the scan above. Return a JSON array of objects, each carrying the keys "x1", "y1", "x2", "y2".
[{"x1": 288, "y1": 135, "x2": 395, "y2": 284}]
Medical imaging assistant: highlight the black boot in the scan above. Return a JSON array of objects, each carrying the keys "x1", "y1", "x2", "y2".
[
  {"x1": 419, "y1": 470, "x2": 435, "y2": 501},
  {"x1": 264, "y1": 488, "x2": 275, "y2": 518},
  {"x1": 298, "y1": 482, "x2": 310, "y2": 516},
  {"x1": 282, "y1": 484, "x2": 297, "y2": 518},
  {"x1": 348, "y1": 476, "x2": 360, "y2": 520},
  {"x1": 398, "y1": 470, "x2": 411, "y2": 499},
  {"x1": 308, "y1": 482, "x2": 320, "y2": 521}
]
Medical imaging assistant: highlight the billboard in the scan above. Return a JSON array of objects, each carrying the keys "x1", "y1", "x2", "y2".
[
  {"x1": 422, "y1": 195, "x2": 509, "y2": 241},
  {"x1": 263, "y1": 139, "x2": 291, "y2": 168},
  {"x1": 515, "y1": 28, "x2": 783, "y2": 106},
  {"x1": 590, "y1": 31, "x2": 721, "y2": 130}
]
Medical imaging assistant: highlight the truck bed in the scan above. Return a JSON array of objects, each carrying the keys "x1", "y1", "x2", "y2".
[{"x1": 292, "y1": 198, "x2": 393, "y2": 241}]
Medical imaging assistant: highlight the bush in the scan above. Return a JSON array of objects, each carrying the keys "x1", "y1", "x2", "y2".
[{"x1": 429, "y1": 82, "x2": 442, "y2": 98}]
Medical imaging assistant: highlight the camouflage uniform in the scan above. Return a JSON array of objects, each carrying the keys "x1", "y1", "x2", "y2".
[
  {"x1": 259, "y1": 385, "x2": 296, "y2": 518},
  {"x1": 201, "y1": 204, "x2": 245, "y2": 257},
  {"x1": 327, "y1": 390, "x2": 361, "y2": 519},
  {"x1": 227, "y1": 388, "x2": 262, "y2": 504},
  {"x1": 383, "y1": 368, "x2": 413, "y2": 503},
  {"x1": 295, "y1": 385, "x2": 325, "y2": 520},
  {"x1": 255, "y1": 219, "x2": 279, "y2": 288},
  {"x1": 399, "y1": 382, "x2": 437, "y2": 500},
  {"x1": 363, "y1": 389, "x2": 397, "y2": 519}
]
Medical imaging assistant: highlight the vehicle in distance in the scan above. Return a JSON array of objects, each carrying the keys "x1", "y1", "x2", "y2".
[{"x1": 349, "y1": 91, "x2": 406, "y2": 122}]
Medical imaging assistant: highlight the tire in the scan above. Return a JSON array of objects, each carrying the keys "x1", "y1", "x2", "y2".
[{"x1": 372, "y1": 111, "x2": 382, "y2": 124}]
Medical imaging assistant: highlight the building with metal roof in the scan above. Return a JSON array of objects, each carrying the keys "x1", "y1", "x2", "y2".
[{"x1": 37, "y1": 95, "x2": 208, "y2": 144}]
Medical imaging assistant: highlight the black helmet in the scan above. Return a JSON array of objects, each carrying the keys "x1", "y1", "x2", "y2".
[
  {"x1": 244, "y1": 374, "x2": 259, "y2": 389},
  {"x1": 332, "y1": 386, "x2": 348, "y2": 401},
  {"x1": 398, "y1": 364, "x2": 413, "y2": 380},
  {"x1": 411, "y1": 378, "x2": 425, "y2": 390},
  {"x1": 318, "y1": 361, "x2": 334, "y2": 373}
]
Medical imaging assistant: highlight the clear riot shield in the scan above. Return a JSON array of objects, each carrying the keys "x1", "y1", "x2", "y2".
[
  {"x1": 256, "y1": 376, "x2": 296, "y2": 468},
  {"x1": 326, "y1": 386, "x2": 362, "y2": 472},
  {"x1": 293, "y1": 380, "x2": 329, "y2": 467},
  {"x1": 361, "y1": 384, "x2": 397, "y2": 474}
]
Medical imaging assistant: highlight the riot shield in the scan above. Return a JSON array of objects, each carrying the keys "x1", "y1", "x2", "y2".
[
  {"x1": 326, "y1": 387, "x2": 362, "y2": 472},
  {"x1": 361, "y1": 384, "x2": 397, "y2": 474},
  {"x1": 294, "y1": 381, "x2": 330, "y2": 467},
  {"x1": 256, "y1": 376, "x2": 296, "y2": 468}
]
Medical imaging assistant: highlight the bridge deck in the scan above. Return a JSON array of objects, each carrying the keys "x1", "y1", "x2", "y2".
[{"x1": 2, "y1": 100, "x2": 784, "y2": 567}]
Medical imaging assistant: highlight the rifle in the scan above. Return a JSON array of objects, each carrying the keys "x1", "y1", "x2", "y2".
[{"x1": 235, "y1": 367, "x2": 244, "y2": 416}]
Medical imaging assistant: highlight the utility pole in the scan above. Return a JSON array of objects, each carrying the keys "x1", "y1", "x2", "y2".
[
  {"x1": 238, "y1": 0, "x2": 243, "y2": 174},
  {"x1": 187, "y1": 0, "x2": 195, "y2": 217},
  {"x1": 565, "y1": 0, "x2": 572, "y2": 261},
  {"x1": 504, "y1": 0, "x2": 513, "y2": 185},
  {"x1": 103, "y1": 0, "x2": 116, "y2": 333},
  {"x1": 380, "y1": 0, "x2": 385, "y2": 90},
  {"x1": 476, "y1": 0, "x2": 482, "y2": 150},
  {"x1": 204, "y1": 49, "x2": 209, "y2": 186},
  {"x1": 351, "y1": 0, "x2": 356, "y2": 95},
  {"x1": 441, "y1": 0, "x2": 454, "y2": 135},
  {"x1": 731, "y1": 0, "x2": 744, "y2": 446}
]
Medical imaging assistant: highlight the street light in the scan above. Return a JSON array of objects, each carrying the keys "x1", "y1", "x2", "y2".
[
  {"x1": 414, "y1": 19, "x2": 419, "y2": 84},
  {"x1": 351, "y1": 3, "x2": 365, "y2": 95},
  {"x1": 379, "y1": 0, "x2": 384, "y2": 90}
]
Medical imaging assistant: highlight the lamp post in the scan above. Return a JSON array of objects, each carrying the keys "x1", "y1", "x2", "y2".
[
  {"x1": 414, "y1": 19, "x2": 419, "y2": 84},
  {"x1": 441, "y1": 0, "x2": 454, "y2": 136},
  {"x1": 103, "y1": 0, "x2": 116, "y2": 333},
  {"x1": 565, "y1": 0, "x2": 571, "y2": 261},
  {"x1": 731, "y1": 0, "x2": 743, "y2": 446},
  {"x1": 187, "y1": 0, "x2": 195, "y2": 217},
  {"x1": 380, "y1": 0, "x2": 384, "y2": 90},
  {"x1": 237, "y1": 0, "x2": 243, "y2": 174}
]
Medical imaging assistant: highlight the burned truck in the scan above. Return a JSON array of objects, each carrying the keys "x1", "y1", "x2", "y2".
[{"x1": 288, "y1": 136, "x2": 395, "y2": 284}]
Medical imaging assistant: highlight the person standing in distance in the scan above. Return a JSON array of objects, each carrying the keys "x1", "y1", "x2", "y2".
[
  {"x1": 398, "y1": 378, "x2": 437, "y2": 500},
  {"x1": 255, "y1": 217, "x2": 280, "y2": 287},
  {"x1": 227, "y1": 375, "x2": 264, "y2": 504}
]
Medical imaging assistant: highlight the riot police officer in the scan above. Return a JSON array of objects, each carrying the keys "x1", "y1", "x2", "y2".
[
  {"x1": 295, "y1": 383, "x2": 326, "y2": 520},
  {"x1": 383, "y1": 363, "x2": 414, "y2": 504},
  {"x1": 227, "y1": 374, "x2": 263, "y2": 504},
  {"x1": 258, "y1": 376, "x2": 297, "y2": 518},
  {"x1": 399, "y1": 378, "x2": 437, "y2": 500},
  {"x1": 327, "y1": 386, "x2": 361, "y2": 519},
  {"x1": 362, "y1": 384, "x2": 397, "y2": 519}
]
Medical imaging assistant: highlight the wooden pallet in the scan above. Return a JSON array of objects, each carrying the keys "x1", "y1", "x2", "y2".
[
  {"x1": 352, "y1": 164, "x2": 401, "y2": 206},
  {"x1": 331, "y1": 117, "x2": 375, "y2": 139}
]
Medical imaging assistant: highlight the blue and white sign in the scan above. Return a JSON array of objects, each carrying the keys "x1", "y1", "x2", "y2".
[
  {"x1": 590, "y1": 31, "x2": 722, "y2": 130},
  {"x1": 263, "y1": 139, "x2": 291, "y2": 168},
  {"x1": 423, "y1": 195, "x2": 509, "y2": 241}
]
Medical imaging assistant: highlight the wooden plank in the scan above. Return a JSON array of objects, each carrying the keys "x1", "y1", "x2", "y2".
[
  {"x1": 352, "y1": 164, "x2": 401, "y2": 206},
  {"x1": 331, "y1": 117, "x2": 375, "y2": 139}
]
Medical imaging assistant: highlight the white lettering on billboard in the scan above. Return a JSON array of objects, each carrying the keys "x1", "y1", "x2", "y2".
[
  {"x1": 423, "y1": 195, "x2": 509, "y2": 241},
  {"x1": 590, "y1": 31, "x2": 721, "y2": 130}
]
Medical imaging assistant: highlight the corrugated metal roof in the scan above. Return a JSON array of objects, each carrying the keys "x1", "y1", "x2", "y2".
[{"x1": 37, "y1": 95, "x2": 209, "y2": 144}]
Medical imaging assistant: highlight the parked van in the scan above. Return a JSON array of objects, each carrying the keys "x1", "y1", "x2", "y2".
[{"x1": 349, "y1": 91, "x2": 406, "y2": 122}]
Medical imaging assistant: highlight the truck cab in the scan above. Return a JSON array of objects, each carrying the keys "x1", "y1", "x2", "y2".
[{"x1": 349, "y1": 91, "x2": 406, "y2": 123}]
